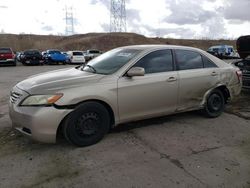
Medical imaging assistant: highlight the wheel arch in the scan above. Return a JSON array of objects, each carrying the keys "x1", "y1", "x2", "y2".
[
  {"x1": 201, "y1": 85, "x2": 231, "y2": 106},
  {"x1": 56, "y1": 99, "x2": 115, "y2": 141}
]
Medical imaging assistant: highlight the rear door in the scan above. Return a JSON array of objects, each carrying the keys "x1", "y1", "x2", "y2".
[
  {"x1": 118, "y1": 49, "x2": 178, "y2": 122},
  {"x1": 174, "y1": 49, "x2": 220, "y2": 111}
]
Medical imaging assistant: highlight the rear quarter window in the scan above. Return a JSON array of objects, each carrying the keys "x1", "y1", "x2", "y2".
[{"x1": 202, "y1": 55, "x2": 218, "y2": 68}]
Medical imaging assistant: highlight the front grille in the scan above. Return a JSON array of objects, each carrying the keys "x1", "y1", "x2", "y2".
[
  {"x1": 10, "y1": 91, "x2": 22, "y2": 104},
  {"x1": 243, "y1": 80, "x2": 250, "y2": 86},
  {"x1": 243, "y1": 74, "x2": 250, "y2": 78}
]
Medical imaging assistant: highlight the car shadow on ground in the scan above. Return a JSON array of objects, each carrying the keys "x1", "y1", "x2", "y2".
[{"x1": 110, "y1": 110, "x2": 200, "y2": 133}]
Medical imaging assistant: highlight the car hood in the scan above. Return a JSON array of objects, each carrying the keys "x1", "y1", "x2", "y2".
[{"x1": 16, "y1": 67, "x2": 105, "y2": 94}]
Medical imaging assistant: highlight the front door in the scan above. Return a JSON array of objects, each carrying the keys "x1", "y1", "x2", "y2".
[{"x1": 117, "y1": 49, "x2": 178, "y2": 123}]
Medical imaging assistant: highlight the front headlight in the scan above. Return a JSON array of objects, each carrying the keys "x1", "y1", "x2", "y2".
[{"x1": 20, "y1": 94, "x2": 63, "y2": 106}]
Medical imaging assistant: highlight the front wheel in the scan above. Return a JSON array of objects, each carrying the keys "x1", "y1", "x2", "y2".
[
  {"x1": 203, "y1": 89, "x2": 225, "y2": 118},
  {"x1": 63, "y1": 102, "x2": 110, "y2": 147}
]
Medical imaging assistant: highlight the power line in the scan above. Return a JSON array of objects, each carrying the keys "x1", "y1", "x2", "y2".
[{"x1": 110, "y1": 0, "x2": 126, "y2": 32}]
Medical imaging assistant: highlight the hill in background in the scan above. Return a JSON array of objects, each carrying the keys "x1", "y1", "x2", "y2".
[{"x1": 0, "y1": 32, "x2": 236, "y2": 52}]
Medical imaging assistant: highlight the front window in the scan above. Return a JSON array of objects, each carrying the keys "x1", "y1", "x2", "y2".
[
  {"x1": 133, "y1": 49, "x2": 174, "y2": 74},
  {"x1": 82, "y1": 48, "x2": 142, "y2": 75}
]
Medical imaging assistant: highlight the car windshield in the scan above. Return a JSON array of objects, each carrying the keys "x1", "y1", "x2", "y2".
[
  {"x1": 81, "y1": 48, "x2": 142, "y2": 75},
  {"x1": 49, "y1": 50, "x2": 61, "y2": 54},
  {"x1": 24, "y1": 50, "x2": 40, "y2": 55},
  {"x1": 0, "y1": 48, "x2": 11, "y2": 54}
]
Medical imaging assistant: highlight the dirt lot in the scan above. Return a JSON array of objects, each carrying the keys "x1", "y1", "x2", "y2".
[{"x1": 0, "y1": 63, "x2": 250, "y2": 188}]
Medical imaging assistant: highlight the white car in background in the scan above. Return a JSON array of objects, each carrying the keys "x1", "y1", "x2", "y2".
[
  {"x1": 84, "y1": 49, "x2": 102, "y2": 61},
  {"x1": 67, "y1": 51, "x2": 86, "y2": 64}
]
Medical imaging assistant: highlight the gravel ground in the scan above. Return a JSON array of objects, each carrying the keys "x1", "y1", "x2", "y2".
[{"x1": 0, "y1": 63, "x2": 250, "y2": 188}]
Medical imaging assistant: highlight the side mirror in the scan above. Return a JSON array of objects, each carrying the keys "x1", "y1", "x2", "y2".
[{"x1": 127, "y1": 67, "x2": 145, "y2": 77}]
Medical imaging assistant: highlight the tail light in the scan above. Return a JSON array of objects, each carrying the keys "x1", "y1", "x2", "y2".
[{"x1": 236, "y1": 70, "x2": 242, "y2": 83}]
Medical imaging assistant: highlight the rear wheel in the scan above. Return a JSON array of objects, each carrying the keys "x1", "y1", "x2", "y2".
[
  {"x1": 203, "y1": 89, "x2": 225, "y2": 118},
  {"x1": 63, "y1": 102, "x2": 110, "y2": 147}
]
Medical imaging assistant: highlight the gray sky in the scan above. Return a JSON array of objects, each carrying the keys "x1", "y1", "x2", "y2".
[{"x1": 0, "y1": 0, "x2": 249, "y2": 39}]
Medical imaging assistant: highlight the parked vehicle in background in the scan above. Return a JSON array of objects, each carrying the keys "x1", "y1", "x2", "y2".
[
  {"x1": 16, "y1": 52, "x2": 24, "y2": 62},
  {"x1": 44, "y1": 49, "x2": 67, "y2": 65},
  {"x1": 237, "y1": 35, "x2": 250, "y2": 59},
  {"x1": 21, "y1": 49, "x2": 43, "y2": 65},
  {"x1": 0, "y1": 47, "x2": 16, "y2": 66},
  {"x1": 62, "y1": 52, "x2": 71, "y2": 64},
  {"x1": 15, "y1": 52, "x2": 21, "y2": 62},
  {"x1": 84, "y1": 49, "x2": 102, "y2": 61},
  {"x1": 233, "y1": 59, "x2": 250, "y2": 89},
  {"x1": 67, "y1": 51, "x2": 86, "y2": 64},
  {"x1": 233, "y1": 35, "x2": 250, "y2": 89},
  {"x1": 9, "y1": 45, "x2": 242, "y2": 147},
  {"x1": 207, "y1": 45, "x2": 239, "y2": 59}
]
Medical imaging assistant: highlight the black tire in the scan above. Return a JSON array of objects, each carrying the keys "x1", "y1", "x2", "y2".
[
  {"x1": 63, "y1": 102, "x2": 110, "y2": 147},
  {"x1": 46, "y1": 59, "x2": 52, "y2": 65},
  {"x1": 203, "y1": 89, "x2": 225, "y2": 118}
]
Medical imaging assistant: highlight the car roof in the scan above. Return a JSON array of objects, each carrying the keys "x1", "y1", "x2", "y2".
[
  {"x1": 209, "y1": 45, "x2": 233, "y2": 49},
  {"x1": 47, "y1": 49, "x2": 60, "y2": 51},
  {"x1": 116, "y1": 44, "x2": 231, "y2": 69},
  {"x1": 118, "y1": 44, "x2": 205, "y2": 52}
]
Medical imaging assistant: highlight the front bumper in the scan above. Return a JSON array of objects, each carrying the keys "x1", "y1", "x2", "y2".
[
  {"x1": 23, "y1": 59, "x2": 43, "y2": 65},
  {"x1": 0, "y1": 59, "x2": 15, "y2": 65},
  {"x1": 71, "y1": 59, "x2": 86, "y2": 64},
  {"x1": 9, "y1": 87, "x2": 72, "y2": 143},
  {"x1": 242, "y1": 75, "x2": 250, "y2": 89}
]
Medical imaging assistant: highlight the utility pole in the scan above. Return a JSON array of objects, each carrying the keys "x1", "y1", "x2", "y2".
[
  {"x1": 110, "y1": 0, "x2": 126, "y2": 32},
  {"x1": 65, "y1": 6, "x2": 74, "y2": 36}
]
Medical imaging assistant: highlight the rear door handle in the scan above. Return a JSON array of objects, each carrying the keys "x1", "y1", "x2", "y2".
[
  {"x1": 211, "y1": 71, "x2": 218, "y2": 76},
  {"x1": 167, "y1": 76, "x2": 177, "y2": 82}
]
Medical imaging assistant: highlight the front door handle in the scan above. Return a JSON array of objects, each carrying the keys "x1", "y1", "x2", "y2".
[{"x1": 167, "y1": 76, "x2": 177, "y2": 82}]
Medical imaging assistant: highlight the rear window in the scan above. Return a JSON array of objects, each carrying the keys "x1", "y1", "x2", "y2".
[
  {"x1": 175, "y1": 50, "x2": 203, "y2": 70},
  {"x1": 88, "y1": 50, "x2": 100, "y2": 54},
  {"x1": 73, "y1": 52, "x2": 83, "y2": 56},
  {"x1": 0, "y1": 48, "x2": 12, "y2": 54}
]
